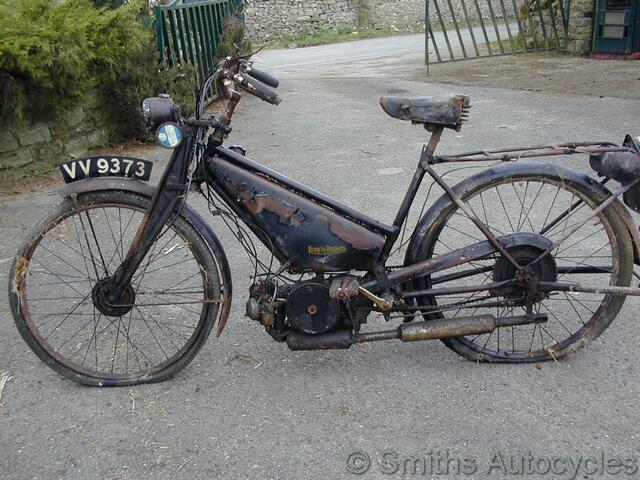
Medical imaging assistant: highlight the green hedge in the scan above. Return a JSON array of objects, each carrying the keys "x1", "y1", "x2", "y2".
[{"x1": 0, "y1": 0, "x2": 197, "y2": 140}]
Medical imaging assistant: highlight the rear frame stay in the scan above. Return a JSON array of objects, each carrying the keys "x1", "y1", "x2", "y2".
[{"x1": 430, "y1": 141, "x2": 636, "y2": 164}]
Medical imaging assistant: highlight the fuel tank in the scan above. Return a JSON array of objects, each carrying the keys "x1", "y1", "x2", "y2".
[{"x1": 207, "y1": 156, "x2": 386, "y2": 272}]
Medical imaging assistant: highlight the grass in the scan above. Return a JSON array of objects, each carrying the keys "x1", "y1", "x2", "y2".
[
  {"x1": 0, "y1": 161, "x2": 58, "y2": 187},
  {"x1": 266, "y1": 26, "x2": 424, "y2": 49},
  {"x1": 0, "y1": 161, "x2": 59, "y2": 192}
]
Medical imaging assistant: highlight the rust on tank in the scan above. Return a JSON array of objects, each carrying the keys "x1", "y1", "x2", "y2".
[
  {"x1": 319, "y1": 213, "x2": 385, "y2": 251},
  {"x1": 236, "y1": 186, "x2": 308, "y2": 227}
]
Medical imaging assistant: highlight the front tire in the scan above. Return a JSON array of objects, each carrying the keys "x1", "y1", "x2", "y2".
[{"x1": 9, "y1": 190, "x2": 231, "y2": 386}]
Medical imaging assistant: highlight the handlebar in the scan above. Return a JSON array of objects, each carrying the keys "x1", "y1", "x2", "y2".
[
  {"x1": 199, "y1": 56, "x2": 281, "y2": 147},
  {"x1": 213, "y1": 56, "x2": 282, "y2": 105},
  {"x1": 245, "y1": 66, "x2": 280, "y2": 89}
]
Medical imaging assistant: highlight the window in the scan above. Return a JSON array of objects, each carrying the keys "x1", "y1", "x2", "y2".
[{"x1": 607, "y1": 0, "x2": 630, "y2": 9}]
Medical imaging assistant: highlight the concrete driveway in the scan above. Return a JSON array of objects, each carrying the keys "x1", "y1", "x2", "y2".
[{"x1": 1, "y1": 37, "x2": 639, "y2": 480}]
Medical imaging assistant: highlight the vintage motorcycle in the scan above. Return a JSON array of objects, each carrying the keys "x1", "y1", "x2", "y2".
[{"x1": 9, "y1": 50, "x2": 640, "y2": 386}]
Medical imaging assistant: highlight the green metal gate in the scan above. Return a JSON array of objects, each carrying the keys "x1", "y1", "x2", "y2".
[
  {"x1": 155, "y1": 0, "x2": 244, "y2": 82},
  {"x1": 425, "y1": 0, "x2": 572, "y2": 66}
]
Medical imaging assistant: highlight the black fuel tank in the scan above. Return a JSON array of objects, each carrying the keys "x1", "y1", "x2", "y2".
[{"x1": 208, "y1": 157, "x2": 386, "y2": 272}]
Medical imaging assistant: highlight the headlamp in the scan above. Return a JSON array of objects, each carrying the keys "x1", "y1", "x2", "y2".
[{"x1": 142, "y1": 94, "x2": 181, "y2": 131}]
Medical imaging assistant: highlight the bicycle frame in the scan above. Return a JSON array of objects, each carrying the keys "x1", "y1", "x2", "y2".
[{"x1": 106, "y1": 118, "x2": 640, "y2": 304}]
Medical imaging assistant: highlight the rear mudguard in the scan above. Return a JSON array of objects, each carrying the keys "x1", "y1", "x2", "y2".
[
  {"x1": 58, "y1": 177, "x2": 234, "y2": 335},
  {"x1": 405, "y1": 162, "x2": 640, "y2": 267}
]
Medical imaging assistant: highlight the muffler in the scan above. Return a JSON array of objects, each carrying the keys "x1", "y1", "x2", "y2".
[
  {"x1": 396, "y1": 314, "x2": 546, "y2": 342},
  {"x1": 285, "y1": 314, "x2": 546, "y2": 350}
]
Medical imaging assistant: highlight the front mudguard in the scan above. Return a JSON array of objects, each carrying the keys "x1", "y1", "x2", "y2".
[
  {"x1": 405, "y1": 162, "x2": 640, "y2": 267},
  {"x1": 58, "y1": 177, "x2": 234, "y2": 335},
  {"x1": 58, "y1": 177, "x2": 156, "y2": 199}
]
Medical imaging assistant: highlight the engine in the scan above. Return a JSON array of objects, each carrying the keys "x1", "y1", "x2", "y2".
[
  {"x1": 285, "y1": 281, "x2": 340, "y2": 335},
  {"x1": 245, "y1": 275, "x2": 366, "y2": 341}
]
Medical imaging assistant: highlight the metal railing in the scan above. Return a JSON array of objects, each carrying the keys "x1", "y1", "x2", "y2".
[{"x1": 155, "y1": 0, "x2": 243, "y2": 81}]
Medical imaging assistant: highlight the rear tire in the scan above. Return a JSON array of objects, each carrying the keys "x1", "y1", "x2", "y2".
[
  {"x1": 407, "y1": 164, "x2": 634, "y2": 362},
  {"x1": 9, "y1": 190, "x2": 231, "y2": 386}
]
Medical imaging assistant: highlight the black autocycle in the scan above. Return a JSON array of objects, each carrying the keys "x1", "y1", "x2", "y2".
[{"x1": 9, "y1": 50, "x2": 640, "y2": 386}]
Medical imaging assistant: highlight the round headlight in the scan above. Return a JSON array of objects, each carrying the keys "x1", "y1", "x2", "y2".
[{"x1": 142, "y1": 95, "x2": 181, "y2": 131}]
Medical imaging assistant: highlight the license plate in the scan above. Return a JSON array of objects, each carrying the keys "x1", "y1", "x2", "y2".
[{"x1": 59, "y1": 156, "x2": 153, "y2": 183}]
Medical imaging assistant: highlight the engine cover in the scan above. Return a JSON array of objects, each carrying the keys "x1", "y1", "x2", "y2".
[{"x1": 285, "y1": 281, "x2": 340, "y2": 335}]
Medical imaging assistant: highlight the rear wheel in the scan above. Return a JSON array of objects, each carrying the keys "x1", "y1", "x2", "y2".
[
  {"x1": 410, "y1": 168, "x2": 633, "y2": 362},
  {"x1": 9, "y1": 190, "x2": 230, "y2": 386}
]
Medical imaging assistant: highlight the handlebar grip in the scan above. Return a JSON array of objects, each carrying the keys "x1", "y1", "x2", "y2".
[
  {"x1": 244, "y1": 80, "x2": 281, "y2": 105},
  {"x1": 246, "y1": 66, "x2": 279, "y2": 89},
  {"x1": 251, "y1": 81, "x2": 282, "y2": 105}
]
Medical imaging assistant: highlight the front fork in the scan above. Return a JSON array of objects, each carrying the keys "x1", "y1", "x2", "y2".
[
  {"x1": 104, "y1": 130, "x2": 195, "y2": 301},
  {"x1": 104, "y1": 85, "x2": 235, "y2": 303}
]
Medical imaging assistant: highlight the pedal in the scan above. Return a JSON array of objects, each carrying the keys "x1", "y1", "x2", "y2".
[{"x1": 357, "y1": 286, "x2": 392, "y2": 311}]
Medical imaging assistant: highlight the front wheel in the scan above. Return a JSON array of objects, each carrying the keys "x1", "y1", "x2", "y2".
[
  {"x1": 9, "y1": 190, "x2": 231, "y2": 386},
  {"x1": 409, "y1": 164, "x2": 634, "y2": 362}
]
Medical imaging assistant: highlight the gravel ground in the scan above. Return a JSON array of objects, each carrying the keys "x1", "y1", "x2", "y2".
[{"x1": 1, "y1": 42, "x2": 640, "y2": 480}]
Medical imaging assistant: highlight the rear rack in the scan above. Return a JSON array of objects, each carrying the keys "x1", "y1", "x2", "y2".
[{"x1": 431, "y1": 141, "x2": 636, "y2": 164}]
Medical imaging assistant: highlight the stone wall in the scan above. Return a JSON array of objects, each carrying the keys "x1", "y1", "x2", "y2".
[
  {"x1": 0, "y1": 98, "x2": 109, "y2": 175},
  {"x1": 519, "y1": 0, "x2": 595, "y2": 54},
  {"x1": 245, "y1": 0, "x2": 594, "y2": 55},
  {"x1": 245, "y1": 0, "x2": 517, "y2": 43},
  {"x1": 566, "y1": 0, "x2": 595, "y2": 54},
  {"x1": 426, "y1": 0, "x2": 515, "y2": 24},
  {"x1": 245, "y1": 0, "x2": 360, "y2": 42},
  {"x1": 359, "y1": 0, "x2": 425, "y2": 31},
  {"x1": 244, "y1": 0, "x2": 431, "y2": 42}
]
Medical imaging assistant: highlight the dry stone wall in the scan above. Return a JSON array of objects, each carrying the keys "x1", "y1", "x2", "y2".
[
  {"x1": 0, "y1": 98, "x2": 109, "y2": 175},
  {"x1": 245, "y1": 0, "x2": 359, "y2": 42},
  {"x1": 245, "y1": 0, "x2": 520, "y2": 43},
  {"x1": 567, "y1": 0, "x2": 595, "y2": 54}
]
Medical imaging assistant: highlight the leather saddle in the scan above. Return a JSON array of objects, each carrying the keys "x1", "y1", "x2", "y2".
[{"x1": 379, "y1": 94, "x2": 470, "y2": 131}]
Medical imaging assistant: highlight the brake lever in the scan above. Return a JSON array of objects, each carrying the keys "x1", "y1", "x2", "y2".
[{"x1": 236, "y1": 46, "x2": 264, "y2": 61}]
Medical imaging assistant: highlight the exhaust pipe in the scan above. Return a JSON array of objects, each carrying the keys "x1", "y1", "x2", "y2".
[
  {"x1": 286, "y1": 314, "x2": 546, "y2": 350},
  {"x1": 287, "y1": 329, "x2": 354, "y2": 350}
]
